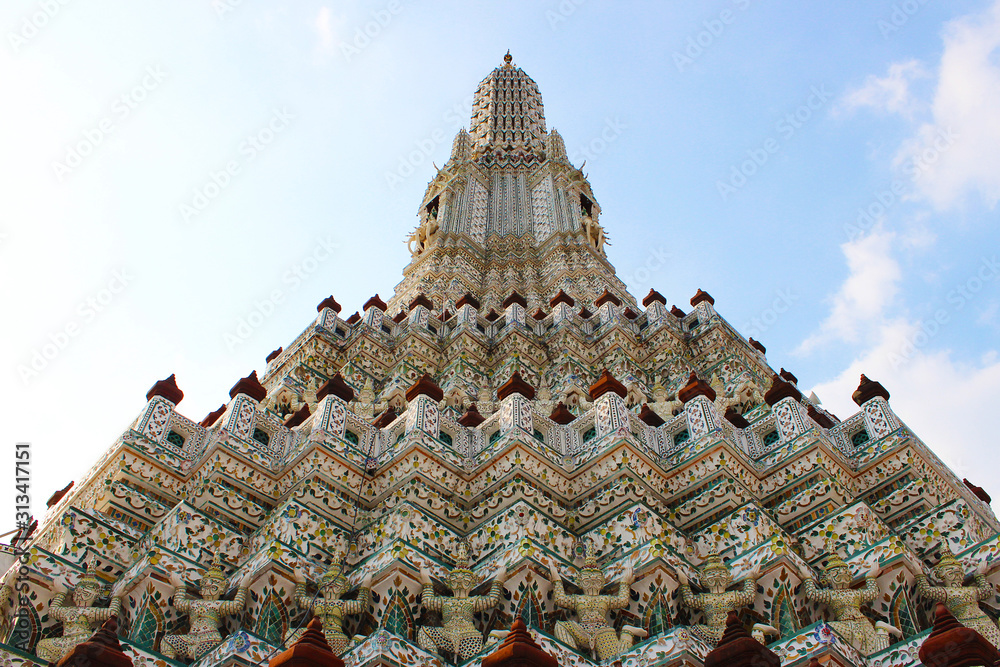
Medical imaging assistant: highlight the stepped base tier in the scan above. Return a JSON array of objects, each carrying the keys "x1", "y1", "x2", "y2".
[{"x1": 3, "y1": 54, "x2": 998, "y2": 667}]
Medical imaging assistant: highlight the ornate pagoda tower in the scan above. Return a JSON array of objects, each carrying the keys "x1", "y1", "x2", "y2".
[{"x1": 3, "y1": 54, "x2": 999, "y2": 667}]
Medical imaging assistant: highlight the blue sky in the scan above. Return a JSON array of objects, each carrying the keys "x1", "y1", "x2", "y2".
[{"x1": 2, "y1": 0, "x2": 999, "y2": 520}]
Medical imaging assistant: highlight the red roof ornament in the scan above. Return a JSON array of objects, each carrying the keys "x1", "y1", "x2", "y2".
[
  {"x1": 283, "y1": 404, "x2": 311, "y2": 429},
  {"x1": 578, "y1": 306, "x2": 593, "y2": 319},
  {"x1": 703, "y1": 611, "x2": 780, "y2": 667},
  {"x1": 764, "y1": 373, "x2": 802, "y2": 406},
  {"x1": 690, "y1": 288, "x2": 715, "y2": 307},
  {"x1": 229, "y1": 370, "x2": 267, "y2": 402},
  {"x1": 748, "y1": 337, "x2": 766, "y2": 354},
  {"x1": 485, "y1": 308, "x2": 501, "y2": 322},
  {"x1": 670, "y1": 305, "x2": 686, "y2": 318},
  {"x1": 918, "y1": 602, "x2": 1000, "y2": 667},
  {"x1": 409, "y1": 293, "x2": 434, "y2": 311},
  {"x1": 146, "y1": 374, "x2": 183, "y2": 405},
  {"x1": 779, "y1": 368, "x2": 798, "y2": 385},
  {"x1": 638, "y1": 404, "x2": 665, "y2": 427},
  {"x1": 405, "y1": 373, "x2": 444, "y2": 402},
  {"x1": 481, "y1": 617, "x2": 558, "y2": 667},
  {"x1": 498, "y1": 371, "x2": 536, "y2": 401},
  {"x1": 458, "y1": 403, "x2": 486, "y2": 427},
  {"x1": 502, "y1": 291, "x2": 528, "y2": 309},
  {"x1": 316, "y1": 373, "x2": 355, "y2": 403},
  {"x1": 642, "y1": 288, "x2": 667, "y2": 307},
  {"x1": 594, "y1": 289, "x2": 622, "y2": 308},
  {"x1": 549, "y1": 402, "x2": 576, "y2": 425},
  {"x1": 456, "y1": 293, "x2": 481, "y2": 310},
  {"x1": 269, "y1": 617, "x2": 345, "y2": 667},
  {"x1": 363, "y1": 294, "x2": 388, "y2": 312},
  {"x1": 852, "y1": 374, "x2": 890, "y2": 405},
  {"x1": 549, "y1": 290, "x2": 575, "y2": 308},
  {"x1": 392, "y1": 311, "x2": 408, "y2": 323},
  {"x1": 266, "y1": 347, "x2": 283, "y2": 363},
  {"x1": 589, "y1": 369, "x2": 627, "y2": 400},
  {"x1": 964, "y1": 479, "x2": 992, "y2": 505},
  {"x1": 57, "y1": 617, "x2": 133, "y2": 667},
  {"x1": 622, "y1": 307, "x2": 638, "y2": 320},
  {"x1": 724, "y1": 407, "x2": 750, "y2": 429},
  {"x1": 372, "y1": 407, "x2": 398, "y2": 429},
  {"x1": 531, "y1": 308, "x2": 547, "y2": 320},
  {"x1": 678, "y1": 371, "x2": 716, "y2": 403},
  {"x1": 46, "y1": 481, "x2": 74, "y2": 509},
  {"x1": 316, "y1": 296, "x2": 342, "y2": 313},
  {"x1": 807, "y1": 404, "x2": 835, "y2": 429},
  {"x1": 200, "y1": 404, "x2": 227, "y2": 427},
  {"x1": 345, "y1": 312, "x2": 361, "y2": 324}
]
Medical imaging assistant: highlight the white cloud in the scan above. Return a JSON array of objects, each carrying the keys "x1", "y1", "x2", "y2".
[
  {"x1": 797, "y1": 230, "x2": 902, "y2": 353},
  {"x1": 838, "y1": 60, "x2": 929, "y2": 118}
]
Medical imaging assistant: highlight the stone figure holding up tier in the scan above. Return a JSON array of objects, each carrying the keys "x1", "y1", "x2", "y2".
[
  {"x1": 547, "y1": 550, "x2": 648, "y2": 661},
  {"x1": 36, "y1": 559, "x2": 122, "y2": 662},
  {"x1": 162, "y1": 554, "x2": 251, "y2": 661},
  {"x1": 678, "y1": 554, "x2": 775, "y2": 645},
  {"x1": 915, "y1": 556, "x2": 1000, "y2": 648},
  {"x1": 804, "y1": 555, "x2": 901, "y2": 655},
  {"x1": 417, "y1": 543, "x2": 507, "y2": 660},
  {"x1": 289, "y1": 553, "x2": 372, "y2": 653}
]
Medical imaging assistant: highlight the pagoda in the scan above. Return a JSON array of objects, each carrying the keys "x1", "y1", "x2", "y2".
[{"x1": 2, "y1": 54, "x2": 998, "y2": 667}]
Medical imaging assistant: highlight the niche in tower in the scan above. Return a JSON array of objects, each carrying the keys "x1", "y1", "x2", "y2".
[
  {"x1": 580, "y1": 194, "x2": 594, "y2": 218},
  {"x1": 425, "y1": 195, "x2": 440, "y2": 220}
]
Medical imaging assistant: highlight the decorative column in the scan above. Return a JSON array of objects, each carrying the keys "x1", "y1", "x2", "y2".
[
  {"x1": 852, "y1": 375, "x2": 900, "y2": 439},
  {"x1": 549, "y1": 290, "x2": 575, "y2": 325},
  {"x1": 56, "y1": 617, "x2": 133, "y2": 667},
  {"x1": 456, "y1": 293, "x2": 481, "y2": 327},
  {"x1": 690, "y1": 288, "x2": 717, "y2": 321},
  {"x1": 764, "y1": 373, "x2": 807, "y2": 441},
  {"x1": 503, "y1": 291, "x2": 528, "y2": 328},
  {"x1": 314, "y1": 372, "x2": 354, "y2": 440},
  {"x1": 408, "y1": 294, "x2": 434, "y2": 330},
  {"x1": 642, "y1": 288, "x2": 668, "y2": 327},
  {"x1": 361, "y1": 294, "x2": 387, "y2": 331},
  {"x1": 497, "y1": 371, "x2": 535, "y2": 436},
  {"x1": 222, "y1": 370, "x2": 267, "y2": 441},
  {"x1": 134, "y1": 373, "x2": 184, "y2": 444},
  {"x1": 678, "y1": 372, "x2": 722, "y2": 438},
  {"x1": 481, "y1": 618, "x2": 557, "y2": 667},
  {"x1": 315, "y1": 295, "x2": 342, "y2": 329},
  {"x1": 589, "y1": 369, "x2": 629, "y2": 437},
  {"x1": 594, "y1": 289, "x2": 621, "y2": 325},
  {"x1": 404, "y1": 373, "x2": 443, "y2": 439}
]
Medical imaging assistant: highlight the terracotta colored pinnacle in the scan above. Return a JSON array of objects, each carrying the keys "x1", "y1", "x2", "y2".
[
  {"x1": 229, "y1": 370, "x2": 267, "y2": 402},
  {"x1": 690, "y1": 288, "x2": 715, "y2": 307},
  {"x1": 502, "y1": 290, "x2": 528, "y2": 309},
  {"x1": 852, "y1": 374, "x2": 890, "y2": 405},
  {"x1": 392, "y1": 310, "x2": 408, "y2": 323},
  {"x1": 807, "y1": 404, "x2": 835, "y2": 429},
  {"x1": 703, "y1": 610, "x2": 780, "y2": 667},
  {"x1": 589, "y1": 369, "x2": 627, "y2": 400},
  {"x1": 406, "y1": 373, "x2": 444, "y2": 402},
  {"x1": 485, "y1": 308, "x2": 501, "y2": 321},
  {"x1": 458, "y1": 403, "x2": 486, "y2": 427},
  {"x1": 200, "y1": 404, "x2": 227, "y2": 427},
  {"x1": 670, "y1": 305, "x2": 686, "y2": 318},
  {"x1": 362, "y1": 294, "x2": 387, "y2": 312},
  {"x1": 531, "y1": 308, "x2": 547, "y2": 321},
  {"x1": 918, "y1": 602, "x2": 1000, "y2": 667},
  {"x1": 748, "y1": 337, "x2": 766, "y2": 354},
  {"x1": 46, "y1": 481, "x2": 74, "y2": 509},
  {"x1": 269, "y1": 617, "x2": 345, "y2": 667},
  {"x1": 578, "y1": 306, "x2": 593, "y2": 319},
  {"x1": 549, "y1": 289, "x2": 575, "y2": 308},
  {"x1": 316, "y1": 296, "x2": 342, "y2": 313},
  {"x1": 779, "y1": 368, "x2": 798, "y2": 385},
  {"x1": 266, "y1": 347, "x2": 283, "y2": 363},
  {"x1": 678, "y1": 371, "x2": 716, "y2": 403},
  {"x1": 764, "y1": 373, "x2": 802, "y2": 407},
  {"x1": 638, "y1": 404, "x2": 665, "y2": 427},
  {"x1": 622, "y1": 307, "x2": 638, "y2": 320},
  {"x1": 724, "y1": 407, "x2": 750, "y2": 429},
  {"x1": 409, "y1": 293, "x2": 434, "y2": 311},
  {"x1": 345, "y1": 312, "x2": 361, "y2": 324},
  {"x1": 964, "y1": 479, "x2": 992, "y2": 504},
  {"x1": 146, "y1": 374, "x2": 183, "y2": 405},
  {"x1": 372, "y1": 407, "x2": 398, "y2": 429},
  {"x1": 316, "y1": 373, "x2": 355, "y2": 403},
  {"x1": 549, "y1": 402, "x2": 576, "y2": 425},
  {"x1": 642, "y1": 288, "x2": 667, "y2": 307},
  {"x1": 482, "y1": 617, "x2": 558, "y2": 667},
  {"x1": 594, "y1": 289, "x2": 622, "y2": 308},
  {"x1": 57, "y1": 616, "x2": 133, "y2": 667},
  {"x1": 283, "y1": 405, "x2": 311, "y2": 429},
  {"x1": 498, "y1": 371, "x2": 535, "y2": 401},
  {"x1": 456, "y1": 293, "x2": 481, "y2": 310}
]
